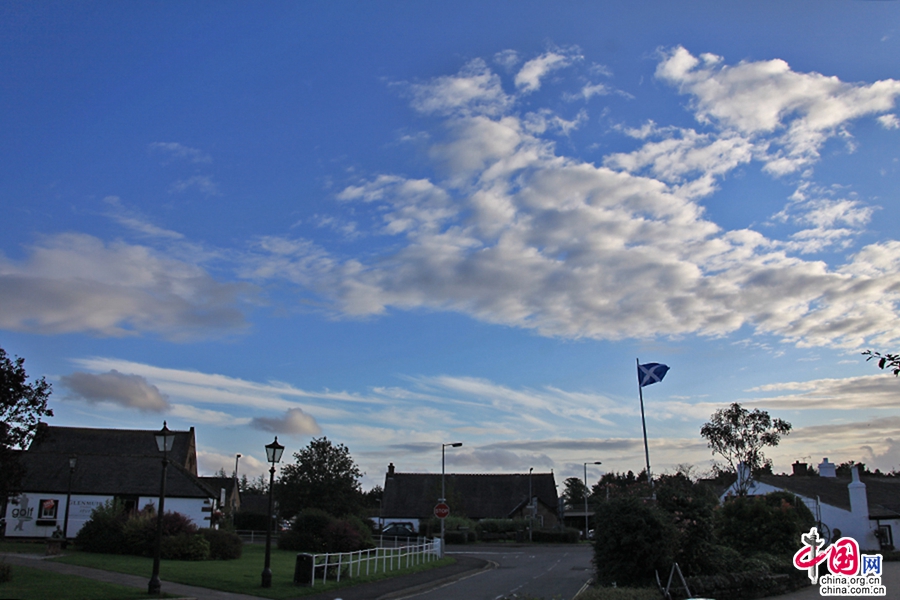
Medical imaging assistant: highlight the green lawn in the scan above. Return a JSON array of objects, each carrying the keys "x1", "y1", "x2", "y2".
[
  {"x1": 0, "y1": 540, "x2": 48, "y2": 554},
  {"x1": 53, "y1": 544, "x2": 454, "y2": 599},
  {"x1": 0, "y1": 564, "x2": 170, "y2": 600}
]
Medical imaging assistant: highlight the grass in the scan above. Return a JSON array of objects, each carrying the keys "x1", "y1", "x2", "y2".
[
  {"x1": 0, "y1": 564, "x2": 170, "y2": 600},
  {"x1": 0, "y1": 540, "x2": 48, "y2": 554},
  {"x1": 53, "y1": 544, "x2": 454, "y2": 599}
]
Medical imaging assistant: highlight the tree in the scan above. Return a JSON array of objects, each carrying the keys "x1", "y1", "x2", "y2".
[
  {"x1": 276, "y1": 437, "x2": 363, "y2": 519},
  {"x1": 700, "y1": 403, "x2": 791, "y2": 495},
  {"x1": 1, "y1": 346, "x2": 53, "y2": 499},
  {"x1": 562, "y1": 476, "x2": 589, "y2": 507},
  {"x1": 862, "y1": 350, "x2": 900, "y2": 375}
]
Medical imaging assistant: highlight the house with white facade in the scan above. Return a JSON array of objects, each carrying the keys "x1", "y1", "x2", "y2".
[
  {"x1": 721, "y1": 458, "x2": 900, "y2": 552},
  {"x1": 3, "y1": 424, "x2": 217, "y2": 540}
]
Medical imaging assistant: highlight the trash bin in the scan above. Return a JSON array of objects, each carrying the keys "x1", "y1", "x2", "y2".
[{"x1": 294, "y1": 553, "x2": 315, "y2": 585}]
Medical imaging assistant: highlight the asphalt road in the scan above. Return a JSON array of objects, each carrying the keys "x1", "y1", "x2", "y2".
[{"x1": 402, "y1": 544, "x2": 594, "y2": 600}]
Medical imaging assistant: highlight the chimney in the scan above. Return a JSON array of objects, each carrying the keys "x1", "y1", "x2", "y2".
[
  {"x1": 792, "y1": 461, "x2": 808, "y2": 476},
  {"x1": 387, "y1": 463, "x2": 395, "y2": 477},
  {"x1": 848, "y1": 465, "x2": 868, "y2": 518},
  {"x1": 818, "y1": 458, "x2": 836, "y2": 478}
]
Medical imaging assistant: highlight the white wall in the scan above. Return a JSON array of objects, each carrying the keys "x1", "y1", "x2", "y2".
[
  {"x1": 4, "y1": 493, "x2": 107, "y2": 539},
  {"x1": 4, "y1": 492, "x2": 212, "y2": 539}
]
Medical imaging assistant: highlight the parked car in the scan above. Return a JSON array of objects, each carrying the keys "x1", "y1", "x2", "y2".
[{"x1": 380, "y1": 522, "x2": 417, "y2": 538}]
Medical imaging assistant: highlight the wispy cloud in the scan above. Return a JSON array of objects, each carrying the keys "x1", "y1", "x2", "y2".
[{"x1": 149, "y1": 142, "x2": 212, "y2": 164}]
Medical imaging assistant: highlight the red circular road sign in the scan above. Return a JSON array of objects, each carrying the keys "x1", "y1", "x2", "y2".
[{"x1": 434, "y1": 502, "x2": 450, "y2": 519}]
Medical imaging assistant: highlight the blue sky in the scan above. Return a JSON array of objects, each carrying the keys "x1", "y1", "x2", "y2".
[{"x1": 3, "y1": 2, "x2": 900, "y2": 490}]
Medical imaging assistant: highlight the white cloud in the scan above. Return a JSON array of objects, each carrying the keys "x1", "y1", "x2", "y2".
[
  {"x1": 515, "y1": 50, "x2": 579, "y2": 93},
  {"x1": 245, "y1": 51, "x2": 900, "y2": 350},
  {"x1": 656, "y1": 46, "x2": 900, "y2": 176},
  {"x1": 149, "y1": 142, "x2": 212, "y2": 164},
  {"x1": 61, "y1": 370, "x2": 170, "y2": 412},
  {"x1": 0, "y1": 233, "x2": 250, "y2": 339},
  {"x1": 251, "y1": 407, "x2": 321, "y2": 436},
  {"x1": 169, "y1": 175, "x2": 219, "y2": 196},
  {"x1": 877, "y1": 114, "x2": 899, "y2": 129}
]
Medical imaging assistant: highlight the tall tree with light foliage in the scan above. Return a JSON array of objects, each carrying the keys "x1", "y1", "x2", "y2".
[
  {"x1": 1, "y1": 346, "x2": 53, "y2": 499},
  {"x1": 700, "y1": 402, "x2": 791, "y2": 496}
]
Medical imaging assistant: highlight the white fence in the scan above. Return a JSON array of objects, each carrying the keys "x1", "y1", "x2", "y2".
[{"x1": 304, "y1": 539, "x2": 441, "y2": 586}]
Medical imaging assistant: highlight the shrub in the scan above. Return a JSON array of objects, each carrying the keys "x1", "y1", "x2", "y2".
[
  {"x1": 234, "y1": 511, "x2": 269, "y2": 531},
  {"x1": 715, "y1": 492, "x2": 814, "y2": 556},
  {"x1": 161, "y1": 533, "x2": 210, "y2": 561},
  {"x1": 201, "y1": 529, "x2": 243, "y2": 560},
  {"x1": 74, "y1": 501, "x2": 128, "y2": 554},
  {"x1": 121, "y1": 507, "x2": 157, "y2": 557},
  {"x1": 279, "y1": 508, "x2": 334, "y2": 552},
  {"x1": 593, "y1": 496, "x2": 677, "y2": 587},
  {"x1": 325, "y1": 519, "x2": 365, "y2": 552},
  {"x1": 477, "y1": 519, "x2": 522, "y2": 535}
]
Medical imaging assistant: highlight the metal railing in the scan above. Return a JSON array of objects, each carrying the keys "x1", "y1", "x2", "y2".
[
  {"x1": 235, "y1": 530, "x2": 275, "y2": 544},
  {"x1": 306, "y1": 539, "x2": 440, "y2": 586}
]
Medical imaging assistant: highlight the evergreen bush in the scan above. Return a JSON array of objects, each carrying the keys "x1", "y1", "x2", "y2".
[
  {"x1": 161, "y1": 533, "x2": 210, "y2": 560},
  {"x1": 74, "y1": 501, "x2": 128, "y2": 554},
  {"x1": 201, "y1": 528, "x2": 243, "y2": 560}
]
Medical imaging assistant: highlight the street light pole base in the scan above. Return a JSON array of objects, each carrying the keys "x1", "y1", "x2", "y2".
[
  {"x1": 261, "y1": 568, "x2": 272, "y2": 588},
  {"x1": 148, "y1": 575, "x2": 161, "y2": 595}
]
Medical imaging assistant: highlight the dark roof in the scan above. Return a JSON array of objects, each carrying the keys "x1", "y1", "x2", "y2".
[
  {"x1": 758, "y1": 474, "x2": 900, "y2": 519},
  {"x1": 382, "y1": 471, "x2": 558, "y2": 520},
  {"x1": 29, "y1": 424, "x2": 198, "y2": 475},
  {"x1": 199, "y1": 477, "x2": 238, "y2": 496},
  {"x1": 15, "y1": 451, "x2": 216, "y2": 499}
]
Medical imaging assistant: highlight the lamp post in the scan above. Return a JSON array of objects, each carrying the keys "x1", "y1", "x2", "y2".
[
  {"x1": 232, "y1": 453, "x2": 241, "y2": 524},
  {"x1": 440, "y1": 442, "x2": 462, "y2": 557},
  {"x1": 528, "y1": 467, "x2": 533, "y2": 542},
  {"x1": 149, "y1": 422, "x2": 175, "y2": 595},
  {"x1": 261, "y1": 437, "x2": 284, "y2": 588},
  {"x1": 583, "y1": 461, "x2": 601, "y2": 540},
  {"x1": 62, "y1": 456, "x2": 76, "y2": 547}
]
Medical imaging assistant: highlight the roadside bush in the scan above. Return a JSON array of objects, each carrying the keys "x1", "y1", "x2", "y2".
[
  {"x1": 715, "y1": 492, "x2": 814, "y2": 556},
  {"x1": 74, "y1": 501, "x2": 128, "y2": 554},
  {"x1": 278, "y1": 508, "x2": 373, "y2": 553},
  {"x1": 201, "y1": 529, "x2": 243, "y2": 560},
  {"x1": 161, "y1": 533, "x2": 210, "y2": 561},
  {"x1": 233, "y1": 511, "x2": 268, "y2": 531},
  {"x1": 593, "y1": 496, "x2": 677, "y2": 587},
  {"x1": 477, "y1": 519, "x2": 522, "y2": 535}
]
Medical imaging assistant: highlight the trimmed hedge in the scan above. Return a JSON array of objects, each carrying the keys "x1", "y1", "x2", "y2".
[
  {"x1": 201, "y1": 529, "x2": 243, "y2": 560},
  {"x1": 161, "y1": 533, "x2": 210, "y2": 561}
]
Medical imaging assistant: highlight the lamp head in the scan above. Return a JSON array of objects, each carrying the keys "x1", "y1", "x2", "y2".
[
  {"x1": 265, "y1": 437, "x2": 285, "y2": 464},
  {"x1": 155, "y1": 421, "x2": 175, "y2": 453}
]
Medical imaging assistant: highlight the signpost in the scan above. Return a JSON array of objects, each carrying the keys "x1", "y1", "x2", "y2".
[{"x1": 434, "y1": 502, "x2": 450, "y2": 520}]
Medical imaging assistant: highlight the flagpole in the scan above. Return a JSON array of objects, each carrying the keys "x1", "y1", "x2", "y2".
[{"x1": 636, "y1": 358, "x2": 654, "y2": 495}]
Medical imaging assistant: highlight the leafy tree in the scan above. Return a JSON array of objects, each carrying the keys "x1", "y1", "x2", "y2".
[
  {"x1": 562, "y1": 476, "x2": 589, "y2": 506},
  {"x1": 862, "y1": 350, "x2": 900, "y2": 375},
  {"x1": 362, "y1": 484, "x2": 383, "y2": 510},
  {"x1": 715, "y1": 491, "x2": 814, "y2": 556},
  {"x1": 1, "y1": 346, "x2": 53, "y2": 499},
  {"x1": 700, "y1": 403, "x2": 791, "y2": 495},
  {"x1": 276, "y1": 436, "x2": 363, "y2": 518},
  {"x1": 591, "y1": 469, "x2": 650, "y2": 500}
]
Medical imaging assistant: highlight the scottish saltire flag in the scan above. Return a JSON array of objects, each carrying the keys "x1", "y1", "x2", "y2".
[{"x1": 638, "y1": 363, "x2": 669, "y2": 387}]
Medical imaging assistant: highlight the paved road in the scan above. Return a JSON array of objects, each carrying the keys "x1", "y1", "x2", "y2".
[{"x1": 401, "y1": 544, "x2": 594, "y2": 600}]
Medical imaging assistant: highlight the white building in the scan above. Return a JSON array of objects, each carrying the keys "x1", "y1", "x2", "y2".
[
  {"x1": 3, "y1": 425, "x2": 216, "y2": 540},
  {"x1": 721, "y1": 459, "x2": 900, "y2": 552}
]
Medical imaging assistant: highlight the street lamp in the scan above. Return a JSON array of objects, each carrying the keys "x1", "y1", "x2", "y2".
[
  {"x1": 528, "y1": 467, "x2": 534, "y2": 542},
  {"x1": 62, "y1": 456, "x2": 76, "y2": 547},
  {"x1": 583, "y1": 461, "x2": 601, "y2": 541},
  {"x1": 261, "y1": 437, "x2": 284, "y2": 588},
  {"x1": 232, "y1": 453, "x2": 241, "y2": 524},
  {"x1": 149, "y1": 422, "x2": 175, "y2": 595},
  {"x1": 440, "y1": 442, "x2": 462, "y2": 557}
]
